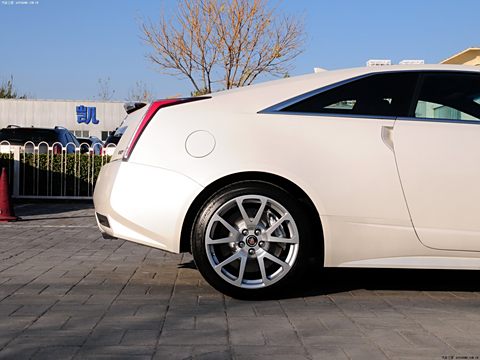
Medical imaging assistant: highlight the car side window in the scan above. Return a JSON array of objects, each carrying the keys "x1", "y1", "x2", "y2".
[
  {"x1": 281, "y1": 72, "x2": 418, "y2": 118},
  {"x1": 414, "y1": 73, "x2": 480, "y2": 121}
]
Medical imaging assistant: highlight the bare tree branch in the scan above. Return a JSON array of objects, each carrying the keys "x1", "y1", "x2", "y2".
[
  {"x1": 127, "y1": 81, "x2": 155, "y2": 102},
  {"x1": 140, "y1": 0, "x2": 305, "y2": 94},
  {"x1": 96, "y1": 77, "x2": 115, "y2": 101}
]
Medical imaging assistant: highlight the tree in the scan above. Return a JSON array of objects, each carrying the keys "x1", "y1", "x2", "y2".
[
  {"x1": 127, "y1": 81, "x2": 154, "y2": 102},
  {"x1": 96, "y1": 77, "x2": 116, "y2": 100},
  {"x1": 0, "y1": 76, "x2": 27, "y2": 99},
  {"x1": 141, "y1": 0, "x2": 304, "y2": 94}
]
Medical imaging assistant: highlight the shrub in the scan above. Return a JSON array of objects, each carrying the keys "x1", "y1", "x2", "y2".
[{"x1": 0, "y1": 153, "x2": 110, "y2": 197}]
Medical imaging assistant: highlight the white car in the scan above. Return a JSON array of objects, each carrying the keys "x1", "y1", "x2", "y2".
[{"x1": 94, "y1": 64, "x2": 480, "y2": 298}]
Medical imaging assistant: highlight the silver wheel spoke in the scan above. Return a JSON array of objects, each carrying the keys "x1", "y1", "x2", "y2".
[
  {"x1": 266, "y1": 234, "x2": 298, "y2": 244},
  {"x1": 236, "y1": 198, "x2": 251, "y2": 225},
  {"x1": 206, "y1": 235, "x2": 235, "y2": 245},
  {"x1": 263, "y1": 251, "x2": 291, "y2": 271},
  {"x1": 236, "y1": 196, "x2": 267, "y2": 227},
  {"x1": 257, "y1": 255, "x2": 270, "y2": 285},
  {"x1": 213, "y1": 214, "x2": 239, "y2": 236},
  {"x1": 252, "y1": 197, "x2": 267, "y2": 226},
  {"x1": 234, "y1": 255, "x2": 247, "y2": 286},
  {"x1": 266, "y1": 213, "x2": 291, "y2": 235},
  {"x1": 214, "y1": 252, "x2": 243, "y2": 272}
]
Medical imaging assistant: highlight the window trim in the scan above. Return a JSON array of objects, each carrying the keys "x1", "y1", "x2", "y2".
[
  {"x1": 396, "y1": 116, "x2": 480, "y2": 125},
  {"x1": 258, "y1": 70, "x2": 480, "y2": 124}
]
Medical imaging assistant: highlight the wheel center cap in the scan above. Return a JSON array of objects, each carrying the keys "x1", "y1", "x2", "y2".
[{"x1": 246, "y1": 235, "x2": 258, "y2": 247}]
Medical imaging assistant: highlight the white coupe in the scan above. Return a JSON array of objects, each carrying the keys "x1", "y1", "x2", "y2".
[{"x1": 94, "y1": 64, "x2": 480, "y2": 298}]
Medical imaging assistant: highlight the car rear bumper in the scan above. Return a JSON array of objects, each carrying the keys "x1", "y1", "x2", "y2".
[{"x1": 93, "y1": 160, "x2": 203, "y2": 253}]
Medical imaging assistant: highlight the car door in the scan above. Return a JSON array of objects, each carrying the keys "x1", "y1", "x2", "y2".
[
  {"x1": 394, "y1": 71, "x2": 480, "y2": 251},
  {"x1": 273, "y1": 72, "x2": 421, "y2": 263}
]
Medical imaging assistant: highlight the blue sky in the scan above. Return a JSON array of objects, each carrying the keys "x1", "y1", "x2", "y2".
[{"x1": 1, "y1": 0, "x2": 479, "y2": 100}]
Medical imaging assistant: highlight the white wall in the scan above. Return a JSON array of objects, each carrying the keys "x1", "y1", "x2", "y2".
[{"x1": 0, "y1": 99, "x2": 127, "y2": 139}]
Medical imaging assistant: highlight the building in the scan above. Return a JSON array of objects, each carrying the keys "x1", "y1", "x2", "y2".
[
  {"x1": 366, "y1": 59, "x2": 392, "y2": 67},
  {"x1": 0, "y1": 99, "x2": 126, "y2": 140},
  {"x1": 365, "y1": 59, "x2": 424, "y2": 67},
  {"x1": 441, "y1": 47, "x2": 480, "y2": 66}
]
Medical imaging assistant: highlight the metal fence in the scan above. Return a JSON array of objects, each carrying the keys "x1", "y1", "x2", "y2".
[{"x1": 0, "y1": 141, "x2": 116, "y2": 199}]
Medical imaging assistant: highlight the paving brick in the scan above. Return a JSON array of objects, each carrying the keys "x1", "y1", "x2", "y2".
[
  {"x1": 341, "y1": 344, "x2": 389, "y2": 360},
  {"x1": 74, "y1": 345, "x2": 155, "y2": 359},
  {"x1": 354, "y1": 317, "x2": 422, "y2": 333},
  {"x1": 0, "y1": 343, "x2": 39, "y2": 360},
  {"x1": 232, "y1": 345, "x2": 309, "y2": 359},
  {"x1": 365, "y1": 329, "x2": 413, "y2": 348},
  {"x1": 8, "y1": 334, "x2": 86, "y2": 347},
  {"x1": 163, "y1": 315, "x2": 195, "y2": 330},
  {"x1": 301, "y1": 334, "x2": 368, "y2": 347},
  {"x1": 0, "y1": 304, "x2": 22, "y2": 317},
  {"x1": 121, "y1": 329, "x2": 159, "y2": 346},
  {"x1": 133, "y1": 304, "x2": 168, "y2": 318},
  {"x1": 195, "y1": 315, "x2": 228, "y2": 331},
  {"x1": 0, "y1": 317, "x2": 34, "y2": 333},
  {"x1": 382, "y1": 346, "x2": 456, "y2": 359},
  {"x1": 2, "y1": 202, "x2": 480, "y2": 359},
  {"x1": 61, "y1": 315, "x2": 101, "y2": 330},
  {"x1": 154, "y1": 345, "x2": 235, "y2": 360},
  {"x1": 84, "y1": 327, "x2": 125, "y2": 346},
  {"x1": 308, "y1": 347, "x2": 349, "y2": 360},
  {"x1": 158, "y1": 328, "x2": 229, "y2": 345},
  {"x1": 398, "y1": 329, "x2": 451, "y2": 348},
  {"x1": 151, "y1": 345, "x2": 193, "y2": 360},
  {"x1": 26, "y1": 313, "x2": 69, "y2": 332},
  {"x1": 229, "y1": 318, "x2": 266, "y2": 345},
  {"x1": 263, "y1": 328, "x2": 303, "y2": 346},
  {"x1": 225, "y1": 302, "x2": 257, "y2": 317},
  {"x1": 30, "y1": 346, "x2": 79, "y2": 360}
]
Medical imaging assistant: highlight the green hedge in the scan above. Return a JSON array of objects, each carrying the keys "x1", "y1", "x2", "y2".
[{"x1": 0, "y1": 153, "x2": 110, "y2": 197}]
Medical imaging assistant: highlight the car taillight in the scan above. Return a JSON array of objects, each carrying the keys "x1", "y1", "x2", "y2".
[{"x1": 122, "y1": 97, "x2": 209, "y2": 161}]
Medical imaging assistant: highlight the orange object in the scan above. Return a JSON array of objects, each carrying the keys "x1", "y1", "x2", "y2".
[{"x1": 0, "y1": 167, "x2": 17, "y2": 222}]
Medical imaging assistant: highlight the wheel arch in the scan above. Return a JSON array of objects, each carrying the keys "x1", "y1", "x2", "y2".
[{"x1": 180, "y1": 171, "x2": 324, "y2": 262}]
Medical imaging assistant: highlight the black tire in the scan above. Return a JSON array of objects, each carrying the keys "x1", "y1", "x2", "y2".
[{"x1": 191, "y1": 180, "x2": 312, "y2": 299}]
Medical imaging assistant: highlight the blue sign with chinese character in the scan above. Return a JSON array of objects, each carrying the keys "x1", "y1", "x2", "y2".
[{"x1": 76, "y1": 105, "x2": 100, "y2": 125}]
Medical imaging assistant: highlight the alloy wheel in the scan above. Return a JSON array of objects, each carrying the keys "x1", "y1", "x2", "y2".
[{"x1": 204, "y1": 194, "x2": 299, "y2": 289}]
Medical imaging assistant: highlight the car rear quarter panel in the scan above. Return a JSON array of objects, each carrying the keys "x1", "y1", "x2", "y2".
[
  {"x1": 128, "y1": 98, "x2": 436, "y2": 265},
  {"x1": 129, "y1": 102, "x2": 401, "y2": 214}
]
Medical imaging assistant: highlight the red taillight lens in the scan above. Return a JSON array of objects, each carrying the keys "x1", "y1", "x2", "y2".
[{"x1": 122, "y1": 97, "x2": 209, "y2": 161}]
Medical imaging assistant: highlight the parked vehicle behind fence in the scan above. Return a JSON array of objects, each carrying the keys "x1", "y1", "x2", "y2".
[
  {"x1": 77, "y1": 136, "x2": 103, "y2": 155},
  {"x1": 0, "y1": 126, "x2": 80, "y2": 154}
]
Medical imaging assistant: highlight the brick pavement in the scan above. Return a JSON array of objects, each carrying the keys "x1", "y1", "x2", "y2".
[{"x1": 0, "y1": 202, "x2": 479, "y2": 359}]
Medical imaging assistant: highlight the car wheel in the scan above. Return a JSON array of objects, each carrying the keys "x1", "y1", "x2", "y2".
[{"x1": 191, "y1": 180, "x2": 312, "y2": 299}]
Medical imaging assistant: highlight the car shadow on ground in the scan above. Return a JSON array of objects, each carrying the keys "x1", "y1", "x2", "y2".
[
  {"x1": 12, "y1": 201, "x2": 93, "y2": 217},
  {"x1": 180, "y1": 259, "x2": 480, "y2": 299},
  {"x1": 297, "y1": 266, "x2": 480, "y2": 298}
]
